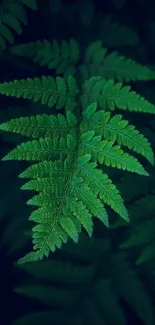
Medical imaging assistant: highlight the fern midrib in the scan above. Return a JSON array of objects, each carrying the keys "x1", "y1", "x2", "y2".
[
  {"x1": 82, "y1": 140, "x2": 130, "y2": 164},
  {"x1": 4, "y1": 84, "x2": 74, "y2": 100},
  {"x1": 36, "y1": 130, "x2": 81, "y2": 254},
  {"x1": 14, "y1": 124, "x2": 75, "y2": 136},
  {"x1": 77, "y1": 162, "x2": 122, "y2": 211},
  {"x1": 38, "y1": 155, "x2": 77, "y2": 254}
]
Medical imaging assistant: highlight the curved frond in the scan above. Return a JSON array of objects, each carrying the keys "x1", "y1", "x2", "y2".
[
  {"x1": 9, "y1": 39, "x2": 80, "y2": 78},
  {"x1": 0, "y1": 75, "x2": 79, "y2": 111},
  {"x1": 79, "y1": 41, "x2": 155, "y2": 82},
  {"x1": 0, "y1": 111, "x2": 77, "y2": 139},
  {"x1": 2, "y1": 136, "x2": 71, "y2": 161},
  {"x1": 79, "y1": 130, "x2": 148, "y2": 175},
  {"x1": 82, "y1": 77, "x2": 155, "y2": 114},
  {"x1": 19, "y1": 150, "x2": 128, "y2": 262},
  {"x1": 82, "y1": 102, "x2": 154, "y2": 165}
]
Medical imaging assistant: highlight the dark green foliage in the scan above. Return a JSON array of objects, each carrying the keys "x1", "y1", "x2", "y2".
[
  {"x1": 0, "y1": 37, "x2": 155, "y2": 262},
  {"x1": 0, "y1": 0, "x2": 37, "y2": 51},
  {"x1": 1, "y1": 2, "x2": 155, "y2": 325},
  {"x1": 12, "y1": 235, "x2": 155, "y2": 325}
]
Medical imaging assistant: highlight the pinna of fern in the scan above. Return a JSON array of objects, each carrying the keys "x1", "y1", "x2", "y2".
[
  {"x1": 0, "y1": 71, "x2": 155, "y2": 262},
  {"x1": 9, "y1": 39, "x2": 155, "y2": 81}
]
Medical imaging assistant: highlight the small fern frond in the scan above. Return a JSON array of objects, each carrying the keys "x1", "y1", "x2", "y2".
[
  {"x1": 82, "y1": 76, "x2": 155, "y2": 114},
  {"x1": 79, "y1": 41, "x2": 155, "y2": 82},
  {"x1": 0, "y1": 111, "x2": 77, "y2": 139},
  {"x1": 82, "y1": 103, "x2": 154, "y2": 165},
  {"x1": 9, "y1": 39, "x2": 80, "y2": 78},
  {"x1": 0, "y1": 75, "x2": 79, "y2": 111},
  {"x1": 21, "y1": 163, "x2": 124, "y2": 262},
  {"x1": 19, "y1": 160, "x2": 63, "y2": 179},
  {"x1": 79, "y1": 130, "x2": 148, "y2": 175},
  {"x1": 2, "y1": 136, "x2": 71, "y2": 161}
]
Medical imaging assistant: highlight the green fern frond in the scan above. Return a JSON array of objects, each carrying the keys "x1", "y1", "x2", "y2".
[
  {"x1": 79, "y1": 130, "x2": 148, "y2": 175},
  {"x1": 80, "y1": 41, "x2": 155, "y2": 82},
  {"x1": 11, "y1": 120, "x2": 134, "y2": 263},
  {"x1": 1, "y1": 35, "x2": 155, "y2": 262},
  {"x1": 2, "y1": 136, "x2": 70, "y2": 161},
  {"x1": 0, "y1": 111, "x2": 77, "y2": 138},
  {"x1": 0, "y1": 75, "x2": 79, "y2": 110},
  {"x1": 18, "y1": 150, "x2": 128, "y2": 262},
  {"x1": 82, "y1": 102, "x2": 154, "y2": 165},
  {"x1": 82, "y1": 76, "x2": 155, "y2": 113},
  {"x1": 0, "y1": 99, "x2": 154, "y2": 261},
  {"x1": 10, "y1": 38, "x2": 155, "y2": 83},
  {"x1": 9, "y1": 39, "x2": 80, "y2": 77}
]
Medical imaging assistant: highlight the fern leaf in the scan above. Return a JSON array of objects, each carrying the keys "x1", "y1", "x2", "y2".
[
  {"x1": 74, "y1": 155, "x2": 128, "y2": 220},
  {"x1": 82, "y1": 77, "x2": 155, "y2": 113},
  {"x1": 0, "y1": 111, "x2": 77, "y2": 139},
  {"x1": 82, "y1": 102, "x2": 154, "y2": 165},
  {"x1": 18, "y1": 149, "x2": 128, "y2": 261},
  {"x1": 2, "y1": 137, "x2": 70, "y2": 161},
  {"x1": 19, "y1": 160, "x2": 68, "y2": 179},
  {"x1": 10, "y1": 39, "x2": 80, "y2": 78},
  {"x1": 0, "y1": 76, "x2": 79, "y2": 111},
  {"x1": 80, "y1": 41, "x2": 155, "y2": 81},
  {"x1": 79, "y1": 130, "x2": 148, "y2": 175}
]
